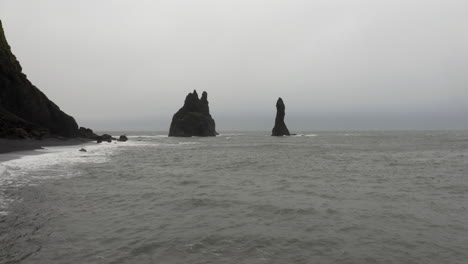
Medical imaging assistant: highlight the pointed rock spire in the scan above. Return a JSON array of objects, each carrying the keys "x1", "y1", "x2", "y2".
[{"x1": 271, "y1": 97, "x2": 291, "y2": 136}]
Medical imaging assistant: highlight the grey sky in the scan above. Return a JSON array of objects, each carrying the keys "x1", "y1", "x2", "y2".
[{"x1": 1, "y1": 0, "x2": 467, "y2": 131}]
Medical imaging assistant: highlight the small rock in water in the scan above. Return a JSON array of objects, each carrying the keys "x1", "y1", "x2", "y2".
[
  {"x1": 118, "y1": 135, "x2": 128, "y2": 142},
  {"x1": 79, "y1": 148, "x2": 87, "y2": 152}
]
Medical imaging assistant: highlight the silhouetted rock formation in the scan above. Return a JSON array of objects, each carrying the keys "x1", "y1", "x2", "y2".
[
  {"x1": 118, "y1": 135, "x2": 128, "y2": 142},
  {"x1": 96, "y1": 134, "x2": 115, "y2": 143},
  {"x1": 272, "y1": 97, "x2": 291, "y2": 136},
  {"x1": 169, "y1": 90, "x2": 217, "y2": 137},
  {"x1": 78, "y1": 127, "x2": 98, "y2": 139},
  {"x1": 0, "y1": 20, "x2": 79, "y2": 139},
  {"x1": 0, "y1": 107, "x2": 47, "y2": 139},
  {"x1": 78, "y1": 127, "x2": 119, "y2": 143}
]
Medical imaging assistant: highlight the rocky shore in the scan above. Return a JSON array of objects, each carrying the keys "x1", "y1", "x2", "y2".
[
  {"x1": 0, "y1": 20, "x2": 80, "y2": 139},
  {"x1": 0, "y1": 20, "x2": 111, "y2": 144}
]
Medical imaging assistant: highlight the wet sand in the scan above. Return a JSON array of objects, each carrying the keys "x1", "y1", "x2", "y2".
[{"x1": 0, "y1": 138, "x2": 90, "y2": 161}]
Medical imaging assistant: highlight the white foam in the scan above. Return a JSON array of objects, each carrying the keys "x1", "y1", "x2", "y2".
[
  {"x1": 178, "y1": 142, "x2": 200, "y2": 145},
  {"x1": 0, "y1": 142, "x2": 125, "y2": 215},
  {"x1": 218, "y1": 133, "x2": 246, "y2": 136},
  {"x1": 126, "y1": 135, "x2": 168, "y2": 139}
]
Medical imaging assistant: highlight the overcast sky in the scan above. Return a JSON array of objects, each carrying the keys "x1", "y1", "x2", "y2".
[{"x1": 1, "y1": 0, "x2": 467, "y2": 131}]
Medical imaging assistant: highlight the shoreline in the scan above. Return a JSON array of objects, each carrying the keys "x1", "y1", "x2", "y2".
[{"x1": 0, "y1": 138, "x2": 92, "y2": 162}]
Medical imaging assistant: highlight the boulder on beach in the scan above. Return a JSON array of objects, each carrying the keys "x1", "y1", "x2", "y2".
[
  {"x1": 271, "y1": 97, "x2": 291, "y2": 136},
  {"x1": 168, "y1": 90, "x2": 217, "y2": 137},
  {"x1": 78, "y1": 127, "x2": 118, "y2": 144},
  {"x1": 78, "y1": 127, "x2": 98, "y2": 139},
  {"x1": 96, "y1": 134, "x2": 115, "y2": 143}
]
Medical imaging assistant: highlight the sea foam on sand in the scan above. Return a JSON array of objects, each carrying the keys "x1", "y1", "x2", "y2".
[{"x1": 0, "y1": 142, "x2": 118, "y2": 215}]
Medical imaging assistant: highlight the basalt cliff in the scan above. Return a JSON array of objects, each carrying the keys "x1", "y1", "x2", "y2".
[
  {"x1": 0, "y1": 20, "x2": 80, "y2": 139},
  {"x1": 271, "y1": 97, "x2": 291, "y2": 136},
  {"x1": 169, "y1": 90, "x2": 217, "y2": 137}
]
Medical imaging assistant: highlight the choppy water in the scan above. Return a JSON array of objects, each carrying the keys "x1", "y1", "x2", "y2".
[{"x1": 1, "y1": 131, "x2": 468, "y2": 264}]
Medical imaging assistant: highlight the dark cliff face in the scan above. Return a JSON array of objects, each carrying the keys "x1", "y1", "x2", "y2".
[
  {"x1": 272, "y1": 97, "x2": 291, "y2": 136},
  {"x1": 169, "y1": 90, "x2": 217, "y2": 137},
  {"x1": 0, "y1": 20, "x2": 78, "y2": 138}
]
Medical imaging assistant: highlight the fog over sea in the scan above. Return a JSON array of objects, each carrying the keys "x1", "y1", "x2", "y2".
[{"x1": 1, "y1": 131, "x2": 467, "y2": 264}]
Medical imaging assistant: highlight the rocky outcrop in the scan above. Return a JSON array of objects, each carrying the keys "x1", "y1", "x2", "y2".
[
  {"x1": 272, "y1": 97, "x2": 291, "y2": 136},
  {"x1": 118, "y1": 135, "x2": 128, "y2": 142},
  {"x1": 78, "y1": 127, "x2": 98, "y2": 139},
  {"x1": 78, "y1": 127, "x2": 120, "y2": 143},
  {"x1": 0, "y1": 107, "x2": 47, "y2": 139},
  {"x1": 96, "y1": 134, "x2": 115, "y2": 143},
  {"x1": 169, "y1": 90, "x2": 217, "y2": 137},
  {"x1": 0, "y1": 20, "x2": 79, "y2": 139}
]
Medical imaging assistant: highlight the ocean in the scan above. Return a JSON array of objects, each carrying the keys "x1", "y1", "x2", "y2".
[{"x1": 0, "y1": 131, "x2": 467, "y2": 264}]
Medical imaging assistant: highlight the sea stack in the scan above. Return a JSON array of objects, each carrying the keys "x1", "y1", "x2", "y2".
[
  {"x1": 0, "y1": 20, "x2": 79, "y2": 139},
  {"x1": 168, "y1": 90, "x2": 217, "y2": 137},
  {"x1": 271, "y1": 97, "x2": 291, "y2": 136}
]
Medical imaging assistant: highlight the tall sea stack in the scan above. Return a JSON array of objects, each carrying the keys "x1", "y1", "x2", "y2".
[
  {"x1": 271, "y1": 97, "x2": 290, "y2": 136},
  {"x1": 169, "y1": 90, "x2": 217, "y2": 137},
  {"x1": 0, "y1": 20, "x2": 79, "y2": 138}
]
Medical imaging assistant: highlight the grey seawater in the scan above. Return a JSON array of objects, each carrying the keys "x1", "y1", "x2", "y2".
[{"x1": 1, "y1": 131, "x2": 468, "y2": 264}]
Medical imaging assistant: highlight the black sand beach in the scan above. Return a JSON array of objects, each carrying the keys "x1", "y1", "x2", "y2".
[{"x1": 0, "y1": 138, "x2": 89, "y2": 160}]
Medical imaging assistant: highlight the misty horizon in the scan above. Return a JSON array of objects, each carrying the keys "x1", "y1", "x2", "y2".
[
  {"x1": 85, "y1": 107, "x2": 467, "y2": 132},
  {"x1": 1, "y1": 0, "x2": 467, "y2": 131}
]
